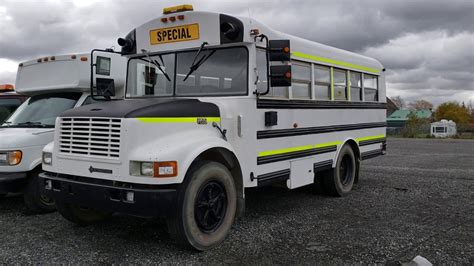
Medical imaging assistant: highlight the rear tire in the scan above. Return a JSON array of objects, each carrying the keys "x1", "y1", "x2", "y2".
[
  {"x1": 23, "y1": 168, "x2": 56, "y2": 214},
  {"x1": 167, "y1": 161, "x2": 237, "y2": 251},
  {"x1": 56, "y1": 202, "x2": 111, "y2": 226},
  {"x1": 322, "y1": 144, "x2": 356, "y2": 197}
]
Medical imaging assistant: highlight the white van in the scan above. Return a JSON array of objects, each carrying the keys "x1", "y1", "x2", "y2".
[{"x1": 0, "y1": 51, "x2": 125, "y2": 213}]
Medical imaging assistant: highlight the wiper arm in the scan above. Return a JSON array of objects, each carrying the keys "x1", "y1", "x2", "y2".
[
  {"x1": 182, "y1": 42, "x2": 215, "y2": 82},
  {"x1": 141, "y1": 49, "x2": 171, "y2": 82},
  {"x1": 17, "y1": 121, "x2": 48, "y2": 127}
]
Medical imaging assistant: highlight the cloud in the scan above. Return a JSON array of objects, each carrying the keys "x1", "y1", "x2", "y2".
[{"x1": 0, "y1": 0, "x2": 473, "y2": 105}]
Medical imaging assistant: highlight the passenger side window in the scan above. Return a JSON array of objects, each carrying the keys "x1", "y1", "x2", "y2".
[
  {"x1": 364, "y1": 74, "x2": 378, "y2": 101},
  {"x1": 333, "y1": 69, "x2": 347, "y2": 100},
  {"x1": 314, "y1": 65, "x2": 331, "y2": 100},
  {"x1": 350, "y1": 72, "x2": 362, "y2": 101},
  {"x1": 291, "y1": 62, "x2": 311, "y2": 99}
]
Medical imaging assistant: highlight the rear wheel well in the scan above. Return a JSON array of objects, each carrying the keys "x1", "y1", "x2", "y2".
[
  {"x1": 344, "y1": 139, "x2": 361, "y2": 183},
  {"x1": 193, "y1": 148, "x2": 245, "y2": 217}
]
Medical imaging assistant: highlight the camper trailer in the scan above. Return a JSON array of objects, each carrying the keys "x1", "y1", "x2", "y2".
[
  {"x1": 431, "y1": 120, "x2": 457, "y2": 138},
  {"x1": 0, "y1": 52, "x2": 126, "y2": 213},
  {"x1": 41, "y1": 5, "x2": 386, "y2": 249}
]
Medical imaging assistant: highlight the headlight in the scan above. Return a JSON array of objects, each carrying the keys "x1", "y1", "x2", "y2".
[
  {"x1": 131, "y1": 161, "x2": 178, "y2": 177},
  {"x1": 0, "y1": 151, "x2": 22, "y2": 166},
  {"x1": 140, "y1": 162, "x2": 154, "y2": 176},
  {"x1": 42, "y1": 152, "x2": 53, "y2": 165}
]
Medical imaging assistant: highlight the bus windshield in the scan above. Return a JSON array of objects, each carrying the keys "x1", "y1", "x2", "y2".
[
  {"x1": 126, "y1": 47, "x2": 248, "y2": 98},
  {"x1": 1, "y1": 92, "x2": 81, "y2": 128}
]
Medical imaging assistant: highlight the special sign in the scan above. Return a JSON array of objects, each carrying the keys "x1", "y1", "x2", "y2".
[{"x1": 150, "y1": 23, "x2": 200, "y2": 45}]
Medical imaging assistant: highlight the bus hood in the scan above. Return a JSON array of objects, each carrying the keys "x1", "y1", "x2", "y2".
[
  {"x1": 59, "y1": 98, "x2": 220, "y2": 118},
  {"x1": 0, "y1": 128, "x2": 54, "y2": 149}
]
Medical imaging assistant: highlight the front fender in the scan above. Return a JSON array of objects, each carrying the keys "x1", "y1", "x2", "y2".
[{"x1": 128, "y1": 129, "x2": 237, "y2": 184}]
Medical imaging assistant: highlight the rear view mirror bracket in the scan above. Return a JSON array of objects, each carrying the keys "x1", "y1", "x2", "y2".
[{"x1": 90, "y1": 48, "x2": 122, "y2": 101}]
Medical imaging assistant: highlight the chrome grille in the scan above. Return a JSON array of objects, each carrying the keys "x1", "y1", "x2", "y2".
[{"x1": 59, "y1": 117, "x2": 121, "y2": 159}]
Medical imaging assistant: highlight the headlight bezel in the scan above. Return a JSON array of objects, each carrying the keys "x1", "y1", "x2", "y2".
[
  {"x1": 0, "y1": 150, "x2": 23, "y2": 166},
  {"x1": 42, "y1": 152, "x2": 53, "y2": 165}
]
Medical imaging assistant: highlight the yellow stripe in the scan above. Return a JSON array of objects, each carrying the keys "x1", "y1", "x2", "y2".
[
  {"x1": 292, "y1": 51, "x2": 381, "y2": 74},
  {"x1": 258, "y1": 144, "x2": 314, "y2": 157},
  {"x1": 259, "y1": 141, "x2": 342, "y2": 157},
  {"x1": 330, "y1": 67, "x2": 334, "y2": 100},
  {"x1": 356, "y1": 134, "x2": 385, "y2": 142},
  {"x1": 315, "y1": 141, "x2": 342, "y2": 148},
  {"x1": 137, "y1": 117, "x2": 221, "y2": 123}
]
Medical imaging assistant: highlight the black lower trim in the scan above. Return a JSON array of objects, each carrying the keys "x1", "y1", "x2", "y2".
[
  {"x1": 359, "y1": 137, "x2": 386, "y2": 146},
  {"x1": 257, "y1": 99, "x2": 386, "y2": 109},
  {"x1": 361, "y1": 149, "x2": 383, "y2": 160},
  {"x1": 313, "y1": 160, "x2": 333, "y2": 172},
  {"x1": 0, "y1": 172, "x2": 28, "y2": 193},
  {"x1": 255, "y1": 169, "x2": 290, "y2": 187},
  {"x1": 257, "y1": 122, "x2": 386, "y2": 139},
  {"x1": 39, "y1": 172, "x2": 177, "y2": 218},
  {"x1": 257, "y1": 145, "x2": 337, "y2": 165}
]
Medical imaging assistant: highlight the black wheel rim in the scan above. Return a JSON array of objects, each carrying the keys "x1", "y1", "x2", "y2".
[
  {"x1": 339, "y1": 154, "x2": 353, "y2": 186},
  {"x1": 194, "y1": 180, "x2": 227, "y2": 233}
]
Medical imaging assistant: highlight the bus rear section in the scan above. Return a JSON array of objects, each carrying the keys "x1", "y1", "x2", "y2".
[{"x1": 40, "y1": 5, "x2": 386, "y2": 250}]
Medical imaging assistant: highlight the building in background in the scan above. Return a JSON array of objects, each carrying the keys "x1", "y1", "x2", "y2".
[
  {"x1": 387, "y1": 109, "x2": 432, "y2": 135},
  {"x1": 386, "y1": 97, "x2": 399, "y2": 117}
]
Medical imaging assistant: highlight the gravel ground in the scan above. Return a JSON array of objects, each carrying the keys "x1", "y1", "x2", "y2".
[{"x1": 0, "y1": 138, "x2": 473, "y2": 264}]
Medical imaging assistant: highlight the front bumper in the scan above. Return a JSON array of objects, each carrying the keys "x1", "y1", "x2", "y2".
[
  {"x1": 0, "y1": 172, "x2": 28, "y2": 193},
  {"x1": 39, "y1": 172, "x2": 178, "y2": 218}
]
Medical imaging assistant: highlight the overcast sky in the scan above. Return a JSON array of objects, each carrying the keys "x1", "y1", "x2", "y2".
[{"x1": 0, "y1": 0, "x2": 473, "y2": 106}]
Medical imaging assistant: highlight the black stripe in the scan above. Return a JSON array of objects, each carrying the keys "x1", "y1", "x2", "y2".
[
  {"x1": 313, "y1": 160, "x2": 333, "y2": 172},
  {"x1": 255, "y1": 169, "x2": 290, "y2": 187},
  {"x1": 257, "y1": 145, "x2": 337, "y2": 165},
  {"x1": 361, "y1": 149, "x2": 383, "y2": 160},
  {"x1": 257, "y1": 99, "x2": 386, "y2": 109},
  {"x1": 359, "y1": 138, "x2": 386, "y2": 146},
  {"x1": 257, "y1": 122, "x2": 387, "y2": 139}
]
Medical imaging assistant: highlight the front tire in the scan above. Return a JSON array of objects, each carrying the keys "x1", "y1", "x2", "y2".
[
  {"x1": 56, "y1": 202, "x2": 111, "y2": 226},
  {"x1": 322, "y1": 144, "x2": 356, "y2": 197},
  {"x1": 23, "y1": 168, "x2": 56, "y2": 214},
  {"x1": 167, "y1": 161, "x2": 237, "y2": 251}
]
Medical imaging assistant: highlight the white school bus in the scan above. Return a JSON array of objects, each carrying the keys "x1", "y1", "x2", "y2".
[{"x1": 41, "y1": 5, "x2": 386, "y2": 250}]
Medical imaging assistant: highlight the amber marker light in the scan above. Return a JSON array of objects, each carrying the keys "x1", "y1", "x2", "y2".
[
  {"x1": 177, "y1": 15, "x2": 185, "y2": 20},
  {"x1": 80, "y1": 56, "x2": 88, "y2": 61},
  {"x1": 161, "y1": 17, "x2": 168, "y2": 23},
  {"x1": 169, "y1": 16, "x2": 176, "y2": 22},
  {"x1": 153, "y1": 161, "x2": 178, "y2": 178}
]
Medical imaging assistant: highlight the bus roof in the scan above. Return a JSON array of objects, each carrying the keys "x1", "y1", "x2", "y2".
[{"x1": 127, "y1": 10, "x2": 383, "y2": 75}]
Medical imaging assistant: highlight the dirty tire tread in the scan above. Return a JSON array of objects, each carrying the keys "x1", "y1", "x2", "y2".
[
  {"x1": 23, "y1": 168, "x2": 56, "y2": 214},
  {"x1": 322, "y1": 144, "x2": 356, "y2": 197},
  {"x1": 167, "y1": 160, "x2": 237, "y2": 251}
]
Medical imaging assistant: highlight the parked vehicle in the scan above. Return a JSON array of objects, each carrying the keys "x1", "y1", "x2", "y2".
[
  {"x1": 0, "y1": 52, "x2": 126, "y2": 212},
  {"x1": 0, "y1": 84, "x2": 27, "y2": 124},
  {"x1": 41, "y1": 5, "x2": 386, "y2": 249}
]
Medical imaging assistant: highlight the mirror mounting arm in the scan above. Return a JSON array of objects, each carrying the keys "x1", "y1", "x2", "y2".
[
  {"x1": 253, "y1": 34, "x2": 270, "y2": 97},
  {"x1": 90, "y1": 48, "x2": 122, "y2": 101}
]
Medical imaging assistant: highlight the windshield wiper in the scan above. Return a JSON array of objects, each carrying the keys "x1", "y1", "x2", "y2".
[
  {"x1": 141, "y1": 49, "x2": 171, "y2": 82},
  {"x1": 182, "y1": 42, "x2": 216, "y2": 82},
  {"x1": 17, "y1": 121, "x2": 49, "y2": 128}
]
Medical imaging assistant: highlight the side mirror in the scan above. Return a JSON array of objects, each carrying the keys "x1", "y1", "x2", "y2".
[
  {"x1": 96, "y1": 56, "x2": 111, "y2": 76},
  {"x1": 268, "y1": 40, "x2": 290, "y2": 62},
  {"x1": 96, "y1": 78, "x2": 116, "y2": 99},
  {"x1": 269, "y1": 65, "x2": 292, "y2": 87}
]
